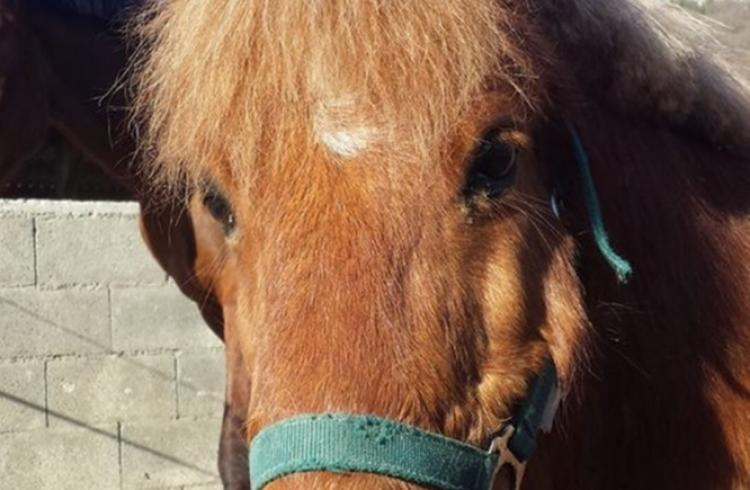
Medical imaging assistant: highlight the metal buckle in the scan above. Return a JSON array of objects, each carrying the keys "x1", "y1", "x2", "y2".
[{"x1": 488, "y1": 426, "x2": 527, "y2": 490}]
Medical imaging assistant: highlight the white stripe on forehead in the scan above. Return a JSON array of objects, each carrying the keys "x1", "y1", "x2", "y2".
[
  {"x1": 318, "y1": 127, "x2": 375, "y2": 158},
  {"x1": 313, "y1": 96, "x2": 379, "y2": 159}
]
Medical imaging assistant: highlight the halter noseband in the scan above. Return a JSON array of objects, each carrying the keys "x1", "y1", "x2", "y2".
[
  {"x1": 249, "y1": 362, "x2": 558, "y2": 490},
  {"x1": 247, "y1": 127, "x2": 631, "y2": 489}
]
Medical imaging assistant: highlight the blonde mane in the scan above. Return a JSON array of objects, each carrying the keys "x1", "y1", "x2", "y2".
[
  {"x1": 131, "y1": 0, "x2": 541, "y2": 190},
  {"x1": 131, "y1": 0, "x2": 750, "y2": 190}
]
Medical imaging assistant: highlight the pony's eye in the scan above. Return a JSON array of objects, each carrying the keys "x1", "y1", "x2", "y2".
[
  {"x1": 464, "y1": 131, "x2": 518, "y2": 199},
  {"x1": 202, "y1": 186, "x2": 236, "y2": 234}
]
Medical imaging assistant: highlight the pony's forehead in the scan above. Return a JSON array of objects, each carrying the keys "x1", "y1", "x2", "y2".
[
  {"x1": 312, "y1": 96, "x2": 379, "y2": 159},
  {"x1": 135, "y1": 0, "x2": 544, "y2": 185}
]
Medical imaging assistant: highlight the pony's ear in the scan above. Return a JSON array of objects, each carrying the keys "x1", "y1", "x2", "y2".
[{"x1": 537, "y1": 0, "x2": 750, "y2": 158}]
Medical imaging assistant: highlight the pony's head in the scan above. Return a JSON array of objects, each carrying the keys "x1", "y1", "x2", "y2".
[{"x1": 132, "y1": 0, "x2": 750, "y2": 488}]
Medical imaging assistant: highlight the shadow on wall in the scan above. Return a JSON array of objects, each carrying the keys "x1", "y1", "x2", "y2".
[
  {"x1": 0, "y1": 390, "x2": 216, "y2": 476},
  {"x1": 0, "y1": 200, "x2": 224, "y2": 489}
]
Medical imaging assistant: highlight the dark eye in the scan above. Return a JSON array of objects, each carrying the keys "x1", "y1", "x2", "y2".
[
  {"x1": 202, "y1": 186, "x2": 236, "y2": 234},
  {"x1": 464, "y1": 131, "x2": 518, "y2": 199}
]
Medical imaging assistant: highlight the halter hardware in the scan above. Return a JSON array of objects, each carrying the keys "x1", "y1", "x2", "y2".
[{"x1": 488, "y1": 426, "x2": 527, "y2": 490}]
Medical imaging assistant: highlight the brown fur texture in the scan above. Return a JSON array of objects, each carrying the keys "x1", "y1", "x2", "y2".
[{"x1": 131, "y1": 0, "x2": 750, "y2": 489}]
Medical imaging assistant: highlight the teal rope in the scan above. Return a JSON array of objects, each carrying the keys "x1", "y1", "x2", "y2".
[{"x1": 568, "y1": 125, "x2": 633, "y2": 283}]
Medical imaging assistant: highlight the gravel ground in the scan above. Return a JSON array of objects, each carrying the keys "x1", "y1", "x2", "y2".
[{"x1": 697, "y1": 0, "x2": 750, "y2": 79}]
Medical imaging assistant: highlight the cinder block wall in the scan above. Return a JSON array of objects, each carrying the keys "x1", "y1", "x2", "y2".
[{"x1": 0, "y1": 199, "x2": 225, "y2": 490}]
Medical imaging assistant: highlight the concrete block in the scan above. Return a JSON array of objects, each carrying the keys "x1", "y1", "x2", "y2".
[
  {"x1": 0, "y1": 423, "x2": 120, "y2": 490},
  {"x1": 0, "y1": 198, "x2": 140, "y2": 216},
  {"x1": 47, "y1": 354, "x2": 177, "y2": 426},
  {"x1": 0, "y1": 360, "x2": 46, "y2": 432},
  {"x1": 121, "y1": 418, "x2": 222, "y2": 489},
  {"x1": 0, "y1": 216, "x2": 35, "y2": 286},
  {"x1": 111, "y1": 283, "x2": 221, "y2": 352},
  {"x1": 0, "y1": 288, "x2": 110, "y2": 357},
  {"x1": 35, "y1": 215, "x2": 166, "y2": 287},
  {"x1": 177, "y1": 351, "x2": 225, "y2": 419}
]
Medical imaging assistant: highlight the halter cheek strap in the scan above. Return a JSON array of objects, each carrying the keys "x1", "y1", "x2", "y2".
[{"x1": 248, "y1": 362, "x2": 558, "y2": 490}]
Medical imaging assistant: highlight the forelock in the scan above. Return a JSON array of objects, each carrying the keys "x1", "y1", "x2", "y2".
[{"x1": 131, "y1": 0, "x2": 543, "y2": 191}]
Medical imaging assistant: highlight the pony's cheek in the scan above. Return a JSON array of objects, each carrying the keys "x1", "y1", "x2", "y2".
[
  {"x1": 476, "y1": 220, "x2": 533, "y2": 347},
  {"x1": 475, "y1": 219, "x2": 582, "y2": 387},
  {"x1": 480, "y1": 257, "x2": 526, "y2": 348},
  {"x1": 231, "y1": 262, "x2": 263, "y2": 367}
]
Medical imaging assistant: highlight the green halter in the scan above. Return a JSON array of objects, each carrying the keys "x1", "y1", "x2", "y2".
[{"x1": 249, "y1": 362, "x2": 558, "y2": 490}]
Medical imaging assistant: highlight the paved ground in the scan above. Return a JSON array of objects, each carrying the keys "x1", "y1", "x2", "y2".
[
  {"x1": 0, "y1": 200, "x2": 224, "y2": 490},
  {"x1": 704, "y1": 0, "x2": 750, "y2": 80},
  {"x1": 670, "y1": 0, "x2": 750, "y2": 80}
]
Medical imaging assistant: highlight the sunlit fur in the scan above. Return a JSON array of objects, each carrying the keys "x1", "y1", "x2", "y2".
[
  {"x1": 130, "y1": 0, "x2": 546, "y2": 187},
  {"x1": 132, "y1": 0, "x2": 750, "y2": 489}
]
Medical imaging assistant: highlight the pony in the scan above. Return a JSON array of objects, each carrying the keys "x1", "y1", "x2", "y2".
[
  {"x1": 0, "y1": 0, "x2": 245, "y2": 479},
  {"x1": 132, "y1": 0, "x2": 750, "y2": 488}
]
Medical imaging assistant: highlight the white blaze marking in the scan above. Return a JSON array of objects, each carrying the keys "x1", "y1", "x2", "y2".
[
  {"x1": 319, "y1": 127, "x2": 374, "y2": 158},
  {"x1": 314, "y1": 97, "x2": 378, "y2": 159}
]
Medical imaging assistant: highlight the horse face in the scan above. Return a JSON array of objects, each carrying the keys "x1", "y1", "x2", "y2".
[
  {"x1": 135, "y1": 2, "x2": 589, "y2": 486},
  {"x1": 193, "y1": 96, "x2": 587, "y2": 489}
]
